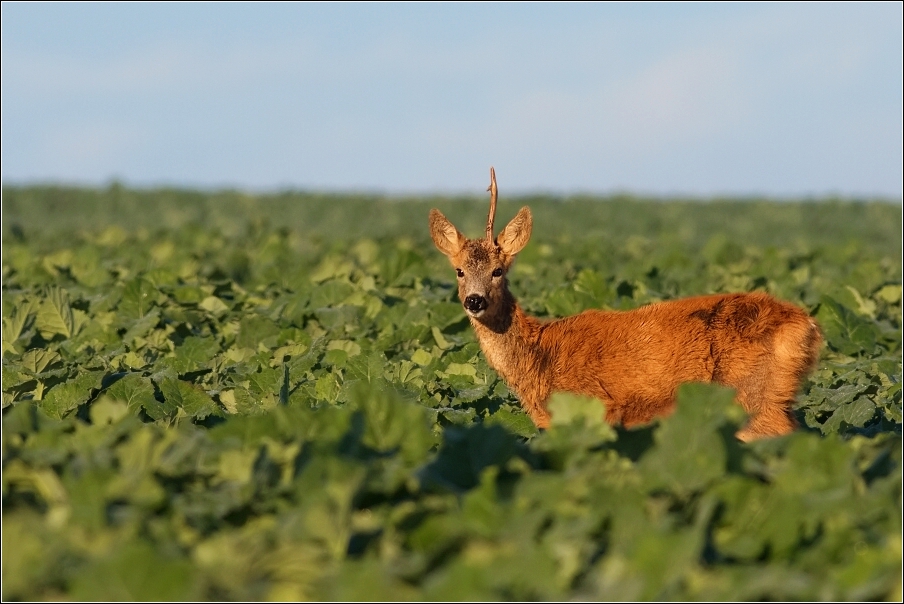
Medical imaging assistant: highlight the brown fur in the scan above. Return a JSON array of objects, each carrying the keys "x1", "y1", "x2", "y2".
[{"x1": 429, "y1": 171, "x2": 823, "y2": 442}]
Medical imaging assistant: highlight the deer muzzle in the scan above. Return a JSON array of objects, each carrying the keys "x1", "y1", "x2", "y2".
[{"x1": 463, "y1": 294, "x2": 488, "y2": 316}]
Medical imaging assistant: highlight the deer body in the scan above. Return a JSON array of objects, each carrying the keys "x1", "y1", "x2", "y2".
[{"x1": 430, "y1": 168, "x2": 822, "y2": 441}]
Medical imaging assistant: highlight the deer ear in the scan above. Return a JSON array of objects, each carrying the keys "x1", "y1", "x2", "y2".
[
  {"x1": 497, "y1": 206, "x2": 532, "y2": 256},
  {"x1": 429, "y1": 209, "x2": 466, "y2": 257}
]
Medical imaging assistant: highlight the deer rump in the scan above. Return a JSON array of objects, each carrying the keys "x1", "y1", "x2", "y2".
[
  {"x1": 429, "y1": 167, "x2": 823, "y2": 442},
  {"x1": 504, "y1": 292, "x2": 822, "y2": 440}
]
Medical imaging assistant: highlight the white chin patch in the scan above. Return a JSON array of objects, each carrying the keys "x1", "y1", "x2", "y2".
[{"x1": 466, "y1": 309, "x2": 485, "y2": 318}]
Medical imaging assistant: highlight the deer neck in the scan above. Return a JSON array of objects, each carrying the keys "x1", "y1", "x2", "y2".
[{"x1": 468, "y1": 289, "x2": 544, "y2": 384}]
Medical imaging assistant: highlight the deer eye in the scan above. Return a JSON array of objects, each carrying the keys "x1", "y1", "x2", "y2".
[
  {"x1": 492, "y1": 268, "x2": 503, "y2": 278},
  {"x1": 456, "y1": 268, "x2": 464, "y2": 278}
]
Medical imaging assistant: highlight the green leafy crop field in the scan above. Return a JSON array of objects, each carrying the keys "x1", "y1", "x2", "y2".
[{"x1": 2, "y1": 186, "x2": 902, "y2": 600}]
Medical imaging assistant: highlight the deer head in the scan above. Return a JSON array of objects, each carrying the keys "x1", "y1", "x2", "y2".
[{"x1": 429, "y1": 167, "x2": 532, "y2": 322}]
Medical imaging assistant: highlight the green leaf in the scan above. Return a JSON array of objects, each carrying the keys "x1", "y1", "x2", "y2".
[
  {"x1": 119, "y1": 277, "x2": 160, "y2": 321},
  {"x1": 444, "y1": 362, "x2": 477, "y2": 379},
  {"x1": 816, "y1": 296, "x2": 879, "y2": 356},
  {"x1": 548, "y1": 392, "x2": 611, "y2": 432},
  {"x1": 484, "y1": 408, "x2": 539, "y2": 438},
  {"x1": 35, "y1": 286, "x2": 75, "y2": 339},
  {"x1": 309, "y1": 279, "x2": 356, "y2": 307},
  {"x1": 236, "y1": 315, "x2": 281, "y2": 349},
  {"x1": 345, "y1": 352, "x2": 387, "y2": 384},
  {"x1": 70, "y1": 541, "x2": 201, "y2": 601},
  {"x1": 327, "y1": 339, "x2": 362, "y2": 357},
  {"x1": 348, "y1": 380, "x2": 434, "y2": 465},
  {"x1": 822, "y1": 396, "x2": 877, "y2": 433},
  {"x1": 39, "y1": 370, "x2": 104, "y2": 419},
  {"x1": 420, "y1": 424, "x2": 520, "y2": 492},
  {"x1": 158, "y1": 377, "x2": 221, "y2": 419},
  {"x1": 122, "y1": 309, "x2": 160, "y2": 345},
  {"x1": 199, "y1": 295, "x2": 230, "y2": 315},
  {"x1": 411, "y1": 348, "x2": 434, "y2": 366},
  {"x1": 106, "y1": 373, "x2": 168, "y2": 418},
  {"x1": 168, "y1": 336, "x2": 220, "y2": 374},
  {"x1": 247, "y1": 366, "x2": 283, "y2": 396},
  {"x1": 875, "y1": 284, "x2": 901, "y2": 305},
  {"x1": 89, "y1": 396, "x2": 130, "y2": 425},
  {"x1": 639, "y1": 383, "x2": 742, "y2": 496},
  {"x1": 2, "y1": 365, "x2": 33, "y2": 392},
  {"x1": 431, "y1": 326, "x2": 452, "y2": 350},
  {"x1": 18, "y1": 349, "x2": 62, "y2": 375},
  {"x1": 2, "y1": 297, "x2": 38, "y2": 346}
]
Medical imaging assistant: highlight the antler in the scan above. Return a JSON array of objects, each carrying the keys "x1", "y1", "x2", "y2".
[{"x1": 486, "y1": 166, "x2": 498, "y2": 241}]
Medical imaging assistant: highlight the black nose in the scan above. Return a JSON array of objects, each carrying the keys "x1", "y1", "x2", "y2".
[{"x1": 464, "y1": 294, "x2": 488, "y2": 313}]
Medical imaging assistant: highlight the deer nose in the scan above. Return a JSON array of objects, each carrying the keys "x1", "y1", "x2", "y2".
[{"x1": 464, "y1": 294, "x2": 488, "y2": 313}]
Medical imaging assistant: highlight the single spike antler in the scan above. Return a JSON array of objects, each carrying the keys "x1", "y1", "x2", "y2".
[{"x1": 486, "y1": 166, "x2": 498, "y2": 242}]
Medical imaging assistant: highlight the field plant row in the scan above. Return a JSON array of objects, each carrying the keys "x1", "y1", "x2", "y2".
[{"x1": 2, "y1": 187, "x2": 901, "y2": 600}]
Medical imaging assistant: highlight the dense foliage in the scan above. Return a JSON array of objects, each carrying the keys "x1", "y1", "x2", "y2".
[{"x1": 2, "y1": 186, "x2": 901, "y2": 600}]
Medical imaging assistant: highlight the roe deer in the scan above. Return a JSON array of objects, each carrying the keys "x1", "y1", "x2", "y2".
[{"x1": 429, "y1": 167, "x2": 823, "y2": 441}]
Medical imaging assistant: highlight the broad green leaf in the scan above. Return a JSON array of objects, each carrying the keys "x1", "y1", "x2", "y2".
[
  {"x1": 106, "y1": 374, "x2": 166, "y2": 418},
  {"x1": 2, "y1": 459, "x2": 68, "y2": 508},
  {"x1": 69, "y1": 245, "x2": 110, "y2": 287},
  {"x1": 430, "y1": 302, "x2": 467, "y2": 329},
  {"x1": 2, "y1": 366, "x2": 33, "y2": 392},
  {"x1": 270, "y1": 343, "x2": 309, "y2": 366},
  {"x1": 844, "y1": 285, "x2": 877, "y2": 318},
  {"x1": 309, "y1": 279, "x2": 356, "y2": 306},
  {"x1": 379, "y1": 247, "x2": 424, "y2": 285},
  {"x1": 345, "y1": 352, "x2": 387, "y2": 384},
  {"x1": 122, "y1": 309, "x2": 161, "y2": 344},
  {"x1": 431, "y1": 326, "x2": 452, "y2": 350},
  {"x1": 348, "y1": 380, "x2": 434, "y2": 465},
  {"x1": 89, "y1": 396, "x2": 130, "y2": 425},
  {"x1": 172, "y1": 284, "x2": 209, "y2": 305},
  {"x1": 2, "y1": 297, "x2": 38, "y2": 345},
  {"x1": 810, "y1": 383, "x2": 869, "y2": 408},
  {"x1": 39, "y1": 370, "x2": 104, "y2": 419},
  {"x1": 70, "y1": 541, "x2": 201, "y2": 601},
  {"x1": 816, "y1": 296, "x2": 879, "y2": 356},
  {"x1": 168, "y1": 336, "x2": 220, "y2": 374},
  {"x1": 315, "y1": 373, "x2": 340, "y2": 402},
  {"x1": 315, "y1": 305, "x2": 362, "y2": 331},
  {"x1": 639, "y1": 383, "x2": 742, "y2": 495},
  {"x1": 18, "y1": 349, "x2": 62, "y2": 375},
  {"x1": 420, "y1": 424, "x2": 520, "y2": 492},
  {"x1": 444, "y1": 362, "x2": 477, "y2": 379},
  {"x1": 875, "y1": 284, "x2": 901, "y2": 304},
  {"x1": 327, "y1": 339, "x2": 362, "y2": 357},
  {"x1": 574, "y1": 269, "x2": 614, "y2": 305},
  {"x1": 35, "y1": 286, "x2": 75, "y2": 339},
  {"x1": 236, "y1": 315, "x2": 281, "y2": 349},
  {"x1": 548, "y1": 392, "x2": 610, "y2": 431},
  {"x1": 158, "y1": 377, "x2": 221, "y2": 419},
  {"x1": 199, "y1": 295, "x2": 230, "y2": 315},
  {"x1": 119, "y1": 277, "x2": 161, "y2": 320},
  {"x1": 247, "y1": 366, "x2": 283, "y2": 396},
  {"x1": 411, "y1": 348, "x2": 434, "y2": 366},
  {"x1": 441, "y1": 407, "x2": 477, "y2": 425},
  {"x1": 483, "y1": 408, "x2": 539, "y2": 438},
  {"x1": 822, "y1": 396, "x2": 877, "y2": 433},
  {"x1": 231, "y1": 387, "x2": 278, "y2": 415}
]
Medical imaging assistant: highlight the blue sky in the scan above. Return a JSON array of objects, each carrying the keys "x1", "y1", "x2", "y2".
[{"x1": 1, "y1": 2, "x2": 901, "y2": 197}]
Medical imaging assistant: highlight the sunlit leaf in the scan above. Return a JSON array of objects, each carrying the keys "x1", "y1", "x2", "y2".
[
  {"x1": 158, "y1": 377, "x2": 221, "y2": 419},
  {"x1": 39, "y1": 370, "x2": 104, "y2": 419},
  {"x1": 35, "y1": 286, "x2": 75, "y2": 339},
  {"x1": 816, "y1": 296, "x2": 879, "y2": 356}
]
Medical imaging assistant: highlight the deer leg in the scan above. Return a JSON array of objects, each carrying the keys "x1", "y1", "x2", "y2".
[{"x1": 736, "y1": 403, "x2": 797, "y2": 441}]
